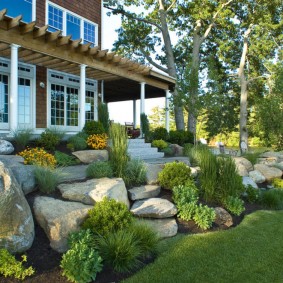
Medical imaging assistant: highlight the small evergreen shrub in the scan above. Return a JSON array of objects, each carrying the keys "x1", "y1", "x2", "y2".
[
  {"x1": 34, "y1": 166, "x2": 59, "y2": 193},
  {"x1": 152, "y1": 127, "x2": 168, "y2": 141},
  {"x1": 161, "y1": 146, "x2": 175, "y2": 157},
  {"x1": 244, "y1": 185, "x2": 260, "y2": 204},
  {"x1": 55, "y1": 151, "x2": 79, "y2": 166},
  {"x1": 151, "y1": 139, "x2": 168, "y2": 150},
  {"x1": 11, "y1": 127, "x2": 33, "y2": 151},
  {"x1": 98, "y1": 103, "x2": 110, "y2": 134},
  {"x1": 168, "y1": 130, "x2": 194, "y2": 146},
  {"x1": 172, "y1": 182, "x2": 199, "y2": 207},
  {"x1": 83, "y1": 121, "x2": 105, "y2": 135},
  {"x1": 38, "y1": 128, "x2": 64, "y2": 151},
  {"x1": 67, "y1": 135, "x2": 87, "y2": 151},
  {"x1": 224, "y1": 196, "x2": 245, "y2": 216},
  {"x1": 272, "y1": 178, "x2": 283, "y2": 189},
  {"x1": 193, "y1": 204, "x2": 216, "y2": 230},
  {"x1": 123, "y1": 159, "x2": 147, "y2": 187},
  {"x1": 177, "y1": 202, "x2": 198, "y2": 221},
  {"x1": 140, "y1": 113, "x2": 150, "y2": 138},
  {"x1": 86, "y1": 134, "x2": 108, "y2": 150},
  {"x1": 82, "y1": 198, "x2": 133, "y2": 236},
  {"x1": 0, "y1": 249, "x2": 35, "y2": 280},
  {"x1": 158, "y1": 162, "x2": 192, "y2": 190},
  {"x1": 260, "y1": 189, "x2": 283, "y2": 210},
  {"x1": 86, "y1": 161, "x2": 113, "y2": 178}
]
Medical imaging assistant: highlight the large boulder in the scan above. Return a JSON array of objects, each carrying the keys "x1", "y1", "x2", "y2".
[
  {"x1": 0, "y1": 140, "x2": 14, "y2": 155},
  {"x1": 59, "y1": 178, "x2": 130, "y2": 208},
  {"x1": 33, "y1": 197, "x2": 92, "y2": 253},
  {"x1": 249, "y1": 170, "x2": 266, "y2": 184},
  {"x1": 72, "y1": 150, "x2": 108, "y2": 164},
  {"x1": 257, "y1": 157, "x2": 278, "y2": 166},
  {"x1": 214, "y1": 207, "x2": 233, "y2": 227},
  {"x1": 233, "y1": 157, "x2": 253, "y2": 176},
  {"x1": 57, "y1": 165, "x2": 88, "y2": 183},
  {"x1": 128, "y1": 185, "x2": 161, "y2": 201},
  {"x1": 242, "y1": 176, "x2": 258, "y2": 189},
  {"x1": 0, "y1": 161, "x2": 34, "y2": 253},
  {"x1": 169, "y1": 144, "x2": 184, "y2": 157},
  {"x1": 145, "y1": 163, "x2": 164, "y2": 185},
  {"x1": 130, "y1": 198, "x2": 177, "y2": 218},
  {"x1": 260, "y1": 151, "x2": 283, "y2": 162},
  {"x1": 254, "y1": 164, "x2": 282, "y2": 182}
]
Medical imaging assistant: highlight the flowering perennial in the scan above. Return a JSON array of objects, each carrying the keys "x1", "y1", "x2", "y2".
[{"x1": 87, "y1": 134, "x2": 108, "y2": 150}]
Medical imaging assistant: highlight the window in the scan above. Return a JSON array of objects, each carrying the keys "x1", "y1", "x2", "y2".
[
  {"x1": 0, "y1": 0, "x2": 34, "y2": 22},
  {"x1": 47, "y1": 2, "x2": 97, "y2": 46},
  {"x1": 0, "y1": 74, "x2": 9, "y2": 124},
  {"x1": 85, "y1": 90, "x2": 95, "y2": 122}
]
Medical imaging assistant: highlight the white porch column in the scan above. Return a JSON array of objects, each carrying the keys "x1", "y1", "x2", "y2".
[
  {"x1": 10, "y1": 44, "x2": 20, "y2": 131},
  {"x1": 79, "y1": 64, "x2": 86, "y2": 130},
  {"x1": 140, "y1": 82, "x2": 146, "y2": 115},
  {"x1": 94, "y1": 89, "x2": 98, "y2": 121},
  {"x1": 165, "y1": 89, "x2": 170, "y2": 132},
  {"x1": 101, "y1": 80, "x2": 104, "y2": 103},
  {"x1": 133, "y1": 99, "x2": 137, "y2": 128}
]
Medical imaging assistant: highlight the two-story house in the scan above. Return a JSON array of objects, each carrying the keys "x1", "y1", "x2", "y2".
[{"x1": 0, "y1": 0, "x2": 175, "y2": 136}]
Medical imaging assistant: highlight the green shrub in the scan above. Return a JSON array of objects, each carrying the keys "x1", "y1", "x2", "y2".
[
  {"x1": 61, "y1": 230, "x2": 103, "y2": 283},
  {"x1": 224, "y1": 196, "x2": 245, "y2": 216},
  {"x1": 38, "y1": 128, "x2": 64, "y2": 151},
  {"x1": 67, "y1": 229, "x2": 96, "y2": 249},
  {"x1": 260, "y1": 189, "x2": 283, "y2": 210},
  {"x1": 0, "y1": 249, "x2": 35, "y2": 280},
  {"x1": 161, "y1": 147, "x2": 174, "y2": 157},
  {"x1": 34, "y1": 166, "x2": 59, "y2": 193},
  {"x1": 172, "y1": 182, "x2": 199, "y2": 207},
  {"x1": 86, "y1": 161, "x2": 113, "y2": 178},
  {"x1": 82, "y1": 198, "x2": 133, "y2": 236},
  {"x1": 67, "y1": 135, "x2": 87, "y2": 151},
  {"x1": 193, "y1": 204, "x2": 216, "y2": 230},
  {"x1": 183, "y1": 143, "x2": 194, "y2": 157},
  {"x1": 272, "y1": 178, "x2": 283, "y2": 189},
  {"x1": 83, "y1": 121, "x2": 105, "y2": 136},
  {"x1": 168, "y1": 130, "x2": 194, "y2": 146},
  {"x1": 11, "y1": 127, "x2": 33, "y2": 151},
  {"x1": 152, "y1": 127, "x2": 168, "y2": 141},
  {"x1": 54, "y1": 151, "x2": 79, "y2": 166},
  {"x1": 98, "y1": 103, "x2": 110, "y2": 134},
  {"x1": 123, "y1": 159, "x2": 147, "y2": 187},
  {"x1": 177, "y1": 202, "x2": 198, "y2": 221},
  {"x1": 140, "y1": 113, "x2": 150, "y2": 138},
  {"x1": 158, "y1": 162, "x2": 192, "y2": 190},
  {"x1": 244, "y1": 185, "x2": 260, "y2": 204},
  {"x1": 151, "y1": 139, "x2": 168, "y2": 150},
  {"x1": 109, "y1": 123, "x2": 129, "y2": 178},
  {"x1": 95, "y1": 229, "x2": 141, "y2": 273}
]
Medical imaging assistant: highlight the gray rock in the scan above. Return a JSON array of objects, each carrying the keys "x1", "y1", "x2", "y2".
[
  {"x1": 214, "y1": 207, "x2": 233, "y2": 227},
  {"x1": 33, "y1": 197, "x2": 92, "y2": 253},
  {"x1": 128, "y1": 185, "x2": 161, "y2": 201},
  {"x1": 249, "y1": 170, "x2": 266, "y2": 184},
  {"x1": 242, "y1": 176, "x2": 258, "y2": 189},
  {"x1": 276, "y1": 162, "x2": 283, "y2": 170},
  {"x1": 145, "y1": 163, "x2": 164, "y2": 185},
  {"x1": 169, "y1": 144, "x2": 184, "y2": 156},
  {"x1": 57, "y1": 165, "x2": 88, "y2": 183},
  {"x1": 254, "y1": 164, "x2": 282, "y2": 182},
  {"x1": 0, "y1": 161, "x2": 34, "y2": 253},
  {"x1": 260, "y1": 151, "x2": 283, "y2": 161},
  {"x1": 190, "y1": 166, "x2": 201, "y2": 177},
  {"x1": 130, "y1": 198, "x2": 177, "y2": 218},
  {"x1": 233, "y1": 157, "x2": 254, "y2": 173},
  {"x1": 137, "y1": 218, "x2": 178, "y2": 238},
  {"x1": 257, "y1": 157, "x2": 278, "y2": 166},
  {"x1": 0, "y1": 140, "x2": 14, "y2": 155},
  {"x1": 72, "y1": 150, "x2": 109, "y2": 164}
]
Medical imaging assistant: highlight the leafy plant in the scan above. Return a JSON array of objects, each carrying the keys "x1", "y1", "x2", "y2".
[
  {"x1": 260, "y1": 189, "x2": 283, "y2": 210},
  {"x1": 86, "y1": 161, "x2": 113, "y2": 178},
  {"x1": 140, "y1": 113, "x2": 150, "y2": 138},
  {"x1": 82, "y1": 197, "x2": 133, "y2": 236},
  {"x1": 123, "y1": 159, "x2": 147, "y2": 187},
  {"x1": 183, "y1": 143, "x2": 194, "y2": 157},
  {"x1": 168, "y1": 130, "x2": 194, "y2": 146},
  {"x1": 86, "y1": 134, "x2": 108, "y2": 150},
  {"x1": 172, "y1": 182, "x2": 199, "y2": 207},
  {"x1": 67, "y1": 134, "x2": 88, "y2": 151},
  {"x1": 34, "y1": 166, "x2": 59, "y2": 193},
  {"x1": 98, "y1": 103, "x2": 110, "y2": 134},
  {"x1": 0, "y1": 249, "x2": 35, "y2": 280},
  {"x1": 67, "y1": 229, "x2": 96, "y2": 249},
  {"x1": 38, "y1": 128, "x2": 64, "y2": 151},
  {"x1": 272, "y1": 178, "x2": 283, "y2": 189},
  {"x1": 177, "y1": 202, "x2": 198, "y2": 221},
  {"x1": 158, "y1": 162, "x2": 192, "y2": 190},
  {"x1": 152, "y1": 127, "x2": 168, "y2": 141},
  {"x1": 151, "y1": 139, "x2": 168, "y2": 150},
  {"x1": 54, "y1": 151, "x2": 79, "y2": 166},
  {"x1": 244, "y1": 185, "x2": 260, "y2": 204},
  {"x1": 224, "y1": 196, "x2": 245, "y2": 216},
  {"x1": 193, "y1": 204, "x2": 216, "y2": 230},
  {"x1": 83, "y1": 121, "x2": 105, "y2": 136},
  {"x1": 161, "y1": 146, "x2": 175, "y2": 157},
  {"x1": 11, "y1": 127, "x2": 33, "y2": 151}
]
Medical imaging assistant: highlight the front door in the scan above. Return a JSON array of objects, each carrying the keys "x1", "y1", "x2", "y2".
[{"x1": 18, "y1": 77, "x2": 32, "y2": 128}]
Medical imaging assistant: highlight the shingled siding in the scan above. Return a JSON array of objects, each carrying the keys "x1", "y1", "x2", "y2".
[{"x1": 36, "y1": 66, "x2": 47, "y2": 128}]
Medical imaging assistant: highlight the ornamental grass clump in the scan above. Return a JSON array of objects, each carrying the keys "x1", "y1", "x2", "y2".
[
  {"x1": 86, "y1": 133, "x2": 108, "y2": 150},
  {"x1": 18, "y1": 147, "x2": 57, "y2": 168},
  {"x1": 86, "y1": 161, "x2": 113, "y2": 178},
  {"x1": 34, "y1": 166, "x2": 59, "y2": 193},
  {"x1": 123, "y1": 159, "x2": 147, "y2": 187},
  {"x1": 11, "y1": 127, "x2": 33, "y2": 151},
  {"x1": 260, "y1": 189, "x2": 283, "y2": 210}
]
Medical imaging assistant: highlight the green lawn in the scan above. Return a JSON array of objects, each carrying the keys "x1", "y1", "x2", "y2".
[{"x1": 124, "y1": 210, "x2": 283, "y2": 283}]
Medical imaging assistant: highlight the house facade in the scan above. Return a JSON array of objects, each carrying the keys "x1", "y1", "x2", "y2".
[{"x1": 0, "y1": 0, "x2": 175, "y2": 136}]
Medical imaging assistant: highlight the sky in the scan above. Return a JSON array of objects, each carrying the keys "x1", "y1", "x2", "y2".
[{"x1": 101, "y1": 6, "x2": 165, "y2": 126}]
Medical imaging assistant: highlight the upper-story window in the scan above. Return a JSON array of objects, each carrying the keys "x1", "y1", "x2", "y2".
[
  {"x1": 47, "y1": 2, "x2": 98, "y2": 46},
  {"x1": 0, "y1": 0, "x2": 35, "y2": 22}
]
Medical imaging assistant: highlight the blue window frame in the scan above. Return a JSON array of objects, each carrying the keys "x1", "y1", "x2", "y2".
[
  {"x1": 67, "y1": 14, "x2": 81, "y2": 40},
  {"x1": 0, "y1": 0, "x2": 32, "y2": 23},
  {"x1": 84, "y1": 21, "x2": 95, "y2": 46},
  {"x1": 48, "y1": 4, "x2": 63, "y2": 32}
]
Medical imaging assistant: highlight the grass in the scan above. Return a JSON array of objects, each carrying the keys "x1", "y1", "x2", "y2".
[{"x1": 124, "y1": 210, "x2": 283, "y2": 283}]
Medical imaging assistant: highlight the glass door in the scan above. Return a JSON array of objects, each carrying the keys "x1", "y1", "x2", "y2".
[{"x1": 18, "y1": 77, "x2": 32, "y2": 127}]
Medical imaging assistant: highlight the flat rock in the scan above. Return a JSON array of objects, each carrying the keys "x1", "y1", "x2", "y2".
[
  {"x1": 130, "y1": 198, "x2": 177, "y2": 218},
  {"x1": 57, "y1": 165, "x2": 88, "y2": 183},
  {"x1": 33, "y1": 197, "x2": 92, "y2": 253},
  {"x1": 242, "y1": 176, "x2": 258, "y2": 189},
  {"x1": 276, "y1": 162, "x2": 283, "y2": 170},
  {"x1": 137, "y1": 218, "x2": 178, "y2": 238},
  {"x1": 257, "y1": 157, "x2": 278, "y2": 166},
  {"x1": 249, "y1": 170, "x2": 266, "y2": 184},
  {"x1": 260, "y1": 151, "x2": 283, "y2": 161},
  {"x1": 214, "y1": 207, "x2": 233, "y2": 227},
  {"x1": 128, "y1": 185, "x2": 161, "y2": 201},
  {"x1": 0, "y1": 140, "x2": 14, "y2": 155},
  {"x1": 254, "y1": 164, "x2": 282, "y2": 182},
  {"x1": 145, "y1": 163, "x2": 164, "y2": 185},
  {"x1": 72, "y1": 150, "x2": 108, "y2": 164}
]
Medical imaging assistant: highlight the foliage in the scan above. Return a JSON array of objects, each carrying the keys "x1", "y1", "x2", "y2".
[
  {"x1": 0, "y1": 249, "x2": 35, "y2": 280},
  {"x1": 109, "y1": 123, "x2": 129, "y2": 178},
  {"x1": 186, "y1": 144, "x2": 210, "y2": 166},
  {"x1": 260, "y1": 189, "x2": 283, "y2": 210},
  {"x1": 54, "y1": 151, "x2": 79, "y2": 166},
  {"x1": 152, "y1": 127, "x2": 168, "y2": 141},
  {"x1": 34, "y1": 166, "x2": 59, "y2": 193},
  {"x1": 67, "y1": 229, "x2": 96, "y2": 249},
  {"x1": 242, "y1": 152, "x2": 261, "y2": 165},
  {"x1": 183, "y1": 143, "x2": 194, "y2": 157},
  {"x1": 123, "y1": 159, "x2": 147, "y2": 187},
  {"x1": 67, "y1": 134, "x2": 88, "y2": 151},
  {"x1": 158, "y1": 162, "x2": 192, "y2": 190},
  {"x1": 140, "y1": 113, "x2": 150, "y2": 138},
  {"x1": 18, "y1": 147, "x2": 57, "y2": 168},
  {"x1": 161, "y1": 147, "x2": 174, "y2": 157},
  {"x1": 244, "y1": 185, "x2": 260, "y2": 204},
  {"x1": 11, "y1": 127, "x2": 33, "y2": 151},
  {"x1": 83, "y1": 121, "x2": 105, "y2": 136},
  {"x1": 151, "y1": 139, "x2": 168, "y2": 150},
  {"x1": 98, "y1": 103, "x2": 110, "y2": 134},
  {"x1": 172, "y1": 182, "x2": 199, "y2": 207},
  {"x1": 86, "y1": 134, "x2": 108, "y2": 150},
  {"x1": 82, "y1": 197, "x2": 133, "y2": 236},
  {"x1": 168, "y1": 130, "x2": 194, "y2": 146},
  {"x1": 38, "y1": 128, "x2": 64, "y2": 151},
  {"x1": 193, "y1": 204, "x2": 216, "y2": 230},
  {"x1": 272, "y1": 178, "x2": 283, "y2": 189},
  {"x1": 177, "y1": 202, "x2": 198, "y2": 222},
  {"x1": 224, "y1": 196, "x2": 245, "y2": 216},
  {"x1": 61, "y1": 230, "x2": 103, "y2": 283},
  {"x1": 86, "y1": 161, "x2": 113, "y2": 178}
]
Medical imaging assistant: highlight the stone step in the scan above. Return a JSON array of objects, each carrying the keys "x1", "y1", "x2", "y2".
[
  {"x1": 128, "y1": 185, "x2": 161, "y2": 201},
  {"x1": 128, "y1": 147, "x2": 159, "y2": 153},
  {"x1": 128, "y1": 139, "x2": 146, "y2": 144},
  {"x1": 128, "y1": 142, "x2": 152, "y2": 149},
  {"x1": 129, "y1": 152, "x2": 164, "y2": 159}
]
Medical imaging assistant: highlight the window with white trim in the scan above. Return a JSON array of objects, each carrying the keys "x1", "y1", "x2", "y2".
[{"x1": 47, "y1": 2, "x2": 98, "y2": 46}]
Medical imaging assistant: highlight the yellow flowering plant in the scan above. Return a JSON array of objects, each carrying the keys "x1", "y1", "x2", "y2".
[
  {"x1": 86, "y1": 134, "x2": 108, "y2": 150},
  {"x1": 18, "y1": 147, "x2": 57, "y2": 168}
]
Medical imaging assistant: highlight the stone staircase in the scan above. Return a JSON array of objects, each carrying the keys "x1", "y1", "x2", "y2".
[{"x1": 128, "y1": 139, "x2": 164, "y2": 160}]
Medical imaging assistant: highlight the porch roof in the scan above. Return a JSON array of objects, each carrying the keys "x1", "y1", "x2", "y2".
[{"x1": 0, "y1": 9, "x2": 175, "y2": 102}]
